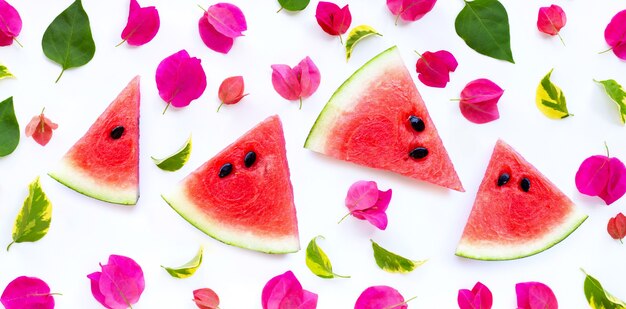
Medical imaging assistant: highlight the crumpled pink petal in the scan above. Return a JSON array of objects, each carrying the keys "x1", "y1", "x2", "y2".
[
  {"x1": 315, "y1": 2, "x2": 351, "y2": 36},
  {"x1": 261, "y1": 271, "x2": 318, "y2": 309},
  {"x1": 351, "y1": 189, "x2": 392, "y2": 230},
  {"x1": 416, "y1": 50, "x2": 458, "y2": 88},
  {"x1": 120, "y1": 0, "x2": 160, "y2": 46},
  {"x1": 608, "y1": 212, "x2": 626, "y2": 241},
  {"x1": 218, "y1": 76, "x2": 247, "y2": 105},
  {"x1": 0, "y1": 0, "x2": 22, "y2": 46},
  {"x1": 386, "y1": 0, "x2": 436, "y2": 23},
  {"x1": 537, "y1": 5, "x2": 566, "y2": 36},
  {"x1": 516, "y1": 282, "x2": 558, "y2": 309},
  {"x1": 1, "y1": 276, "x2": 55, "y2": 309},
  {"x1": 198, "y1": 12, "x2": 234, "y2": 54},
  {"x1": 344, "y1": 181, "x2": 392, "y2": 230},
  {"x1": 605, "y1": 10, "x2": 626, "y2": 60},
  {"x1": 25, "y1": 112, "x2": 58, "y2": 146},
  {"x1": 193, "y1": 288, "x2": 220, "y2": 309},
  {"x1": 88, "y1": 255, "x2": 145, "y2": 309},
  {"x1": 271, "y1": 64, "x2": 301, "y2": 101},
  {"x1": 205, "y1": 3, "x2": 247, "y2": 38},
  {"x1": 458, "y1": 281, "x2": 492, "y2": 309},
  {"x1": 355, "y1": 286, "x2": 406, "y2": 309},
  {"x1": 459, "y1": 78, "x2": 503, "y2": 124},
  {"x1": 575, "y1": 154, "x2": 626, "y2": 205},
  {"x1": 294, "y1": 56, "x2": 321, "y2": 99},
  {"x1": 156, "y1": 49, "x2": 207, "y2": 109}
]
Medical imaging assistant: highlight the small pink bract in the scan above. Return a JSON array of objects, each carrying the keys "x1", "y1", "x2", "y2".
[
  {"x1": 156, "y1": 49, "x2": 207, "y2": 111},
  {"x1": 415, "y1": 50, "x2": 458, "y2": 88},
  {"x1": 87, "y1": 254, "x2": 145, "y2": 309},
  {"x1": 205, "y1": 3, "x2": 247, "y2": 38},
  {"x1": 262, "y1": 271, "x2": 317, "y2": 309},
  {"x1": 605, "y1": 10, "x2": 626, "y2": 60},
  {"x1": 218, "y1": 75, "x2": 247, "y2": 105},
  {"x1": 0, "y1": 0, "x2": 22, "y2": 46},
  {"x1": 516, "y1": 282, "x2": 558, "y2": 309},
  {"x1": 608, "y1": 212, "x2": 626, "y2": 241},
  {"x1": 459, "y1": 78, "x2": 503, "y2": 124},
  {"x1": 386, "y1": 0, "x2": 436, "y2": 24},
  {"x1": 315, "y1": 2, "x2": 351, "y2": 37},
  {"x1": 575, "y1": 154, "x2": 626, "y2": 205},
  {"x1": 25, "y1": 111, "x2": 58, "y2": 146},
  {"x1": 271, "y1": 56, "x2": 321, "y2": 108},
  {"x1": 1, "y1": 276, "x2": 55, "y2": 309},
  {"x1": 193, "y1": 288, "x2": 220, "y2": 309},
  {"x1": 458, "y1": 281, "x2": 492, "y2": 309},
  {"x1": 120, "y1": 0, "x2": 160, "y2": 46},
  {"x1": 537, "y1": 5, "x2": 566, "y2": 36},
  {"x1": 344, "y1": 180, "x2": 392, "y2": 230},
  {"x1": 354, "y1": 285, "x2": 406, "y2": 309}
]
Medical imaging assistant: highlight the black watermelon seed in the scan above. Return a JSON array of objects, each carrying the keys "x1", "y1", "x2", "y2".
[
  {"x1": 520, "y1": 178, "x2": 531, "y2": 192},
  {"x1": 409, "y1": 115, "x2": 425, "y2": 132},
  {"x1": 219, "y1": 163, "x2": 233, "y2": 178},
  {"x1": 409, "y1": 147, "x2": 428, "y2": 159},
  {"x1": 110, "y1": 126, "x2": 125, "y2": 139},
  {"x1": 497, "y1": 173, "x2": 510, "y2": 186},
  {"x1": 244, "y1": 151, "x2": 257, "y2": 168}
]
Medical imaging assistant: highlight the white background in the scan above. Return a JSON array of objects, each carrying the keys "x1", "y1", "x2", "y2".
[{"x1": 1, "y1": 0, "x2": 626, "y2": 307}]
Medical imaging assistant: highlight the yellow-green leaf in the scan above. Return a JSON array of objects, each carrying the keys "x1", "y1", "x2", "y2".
[
  {"x1": 0, "y1": 65, "x2": 15, "y2": 80},
  {"x1": 595, "y1": 79, "x2": 626, "y2": 124},
  {"x1": 371, "y1": 239, "x2": 426, "y2": 274},
  {"x1": 345, "y1": 25, "x2": 382, "y2": 62},
  {"x1": 161, "y1": 246, "x2": 203, "y2": 279},
  {"x1": 8, "y1": 177, "x2": 52, "y2": 251},
  {"x1": 305, "y1": 236, "x2": 349, "y2": 279},
  {"x1": 536, "y1": 69, "x2": 571, "y2": 119},
  {"x1": 151, "y1": 135, "x2": 192, "y2": 172},
  {"x1": 582, "y1": 270, "x2": 626, "y2": 309}
]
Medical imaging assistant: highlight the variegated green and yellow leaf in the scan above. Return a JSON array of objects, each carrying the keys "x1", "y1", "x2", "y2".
[
  {"x1": 8, "y1": 177, "x2": 53, "y2": 251},
  {"x1": 345, "y1": 25, "x2": 382, "y2": 62},
  {"x1": 536, "y1": 69, "x2": 571, "y2": 119},
  {"x1": 595, "y1": 79, "x2": 626, "y2": 124},
  {"x1": 0, "y1": 65, "x2": 15, "y2": 80},
  {"x1": 305, "y1": 236, "x2": 349, "y2": 279},
  {"x1": 371, "y1": 239, "x2": 426, "y2": 274},
  {"x1": 162, "y1": 246, "x2": 203, "y2": 279},
  {"x1": 583, "y1": 270, "x2": 626, "y2": 309},
  {"x1": 152, "y1": 135, "x2": 192, "y2": 172}
]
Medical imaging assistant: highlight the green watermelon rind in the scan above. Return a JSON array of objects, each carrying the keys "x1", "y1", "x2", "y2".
[
  {"x1": 455, "y1": 210, "x2": 588, "y2": 261},
  {"x1": 161, "y1": 188, "x2": 300, "y2": 254},
  {"x1": 304, "y1": 45, "x2": 400, "y2": 150},
  {"x1": 48, "y1": 159, "x2": 138, "y2": 206}
]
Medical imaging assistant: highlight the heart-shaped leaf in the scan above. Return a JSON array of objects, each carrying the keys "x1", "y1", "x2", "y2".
[{"x1": 0, "y1": 96, "x2": 19, "y2": 157}]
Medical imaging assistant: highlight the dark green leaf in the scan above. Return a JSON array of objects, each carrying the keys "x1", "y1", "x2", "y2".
[
  {"x1": 595, "y1": 79, "x2": 626, "y2": 124},
  {"x1": 152, "y1": 135, "x2": 192, "y2": 172},
  {"x1": 8, "y1": 177, "x2": 53, "y2": 251},
  {"x1": 0, "y1": 97, "x2": 19, "y2": 157},
  {"x1": 42, "y1": 0, "x2": 95, "y2": 83},
  {"x1": 305, "y1": 236, "x2": 349, "y2": 279},
  {"x1": 161, "y1": 246, "x2": 203, "y2": 279},
  {"x1": 455, "y1": 0, "x2": 514, "y2": 63},
  {"x1": 582, "y1": 270, "x2": 626, "y2": 309},
  {"x1": 371, "y1": 239, "x2": 426, "y2": 273},
  {"x1": 277, "y1": 0, "x2": 310, "y2": 12}
]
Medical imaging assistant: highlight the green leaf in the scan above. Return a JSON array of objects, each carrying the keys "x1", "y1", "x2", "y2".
[
  {"x1": 277, "y1": 0, "x2": 310, "y2": 12},
  {"x1": 151, "y1": 135, "x2": 192, "y2": 172},
  {"x1": 536, "y1": 69, "x2": 571, "y2": 119},
  {"x1": 0, "y1": 65, "x2": 15, "y2": 80},
  {"x1": 582, "y1": 270, "x2": 626, "y2": 309},
  {"x1": 455, "y1": 0, "x2": 514, "y2": 63},
  {"x1": 595, "y1": 79, "x2": 626, "y2": 124},
  {"x1": 0, "y1": 97, "x2": 20, "y2": 157},
  {"x1": 305, "y1": 236, "x2": 349, "y2": 279},
  {"x1": 41, "y1": 0, "x2": 95, "y2": 83},
  {"x1": 8, "y1": 177, "x2": 53, "y2": 251},
  {"x1": 371, "y1": 239, "x2": 426, "y2": 273},
  {"x1": 345, "y1": 25, "x2": 382, "y2": 62},
  {"x1": 161, "y1": 246, "x2": 203, "y2": 279}
]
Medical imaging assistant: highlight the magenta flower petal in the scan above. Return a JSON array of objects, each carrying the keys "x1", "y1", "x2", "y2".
[
  {"x1": 87, "y1": 272, "x2": 108, "y2": 307},
  {"x1": 299, "y1": 290, "x2": 318, "y2": 309},
  {"x1": 345, "y1": 180, "x2": 379, "y2": 211},
  {"x1": 120, "y1": 0, "x2": 160, "y2": 46},
  {"x1": 386, "y1": 0, "x2": 436, "y2": 23},
  {"x1": 575, "y1": 154, "x2": 626, "y2": 205},
  {"x1": 516, "y1": 282, "x2": 558, "y2": 309},
  {"x1": 262, "y1": 271, "x2": 317, "y2": 309},
  {"x1": 205, "y1": 3, "x2": 247, "y2": 38},
  {"x1": 88, "y1": 255, "x2": 145, "y2": 309},
  {"x1": 355, "y1": 286, "x2": 406, "y2": 309},
  {"x1": 1, "y1": 276, "x2": 55, "y2": 309},
  {"x1": 416, "y1": 50, "x2": 458, "y2": 88},
  {"x1": 537, "y1": 5, "x2": 566, "y2": 36},
  {"x1": 198, "y1": 12, "x2": 234, "y2": 54},
  {"x1": 315, "y1": 2, "x2": 351, "y2": 36},
  {"x1": 374, "y1": 188, "x2": 392, "y2": 212},
  {"x1": 602, "y1": 158, "x2": 626, "y2": 204},
  {"x1": 156, "y1": 49, "x2": 207, "y2": 109},
  {"x1": 271, "y1": 64, "x2": 301, "y2": 101},
  {"x1": 0, "y1": 0, "x2": 22, "y2": 46},
  {"x1": 458, "y1": 282, "x2": 492, "y2": 309},
  {"x1": 193, "y1": 288, "x2": 220, "y2": 309},
  {"x1": 356, "y1": 210, "x2": 388, "y2": 230},
  {"x1": 294, "y1": 56, "x2": 321, "y2": 98},
  {"x1": 605, "y1": 10, "x2": 626, "y2": 60},
  {"x1": 459, "y1": 78, "x2": 503, "y2": 124}
]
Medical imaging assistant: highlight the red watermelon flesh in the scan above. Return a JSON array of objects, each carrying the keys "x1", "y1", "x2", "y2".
[
  {"x1": 456, "y1": 140, "x2": 587, "y2": 260},
  {"x1": 162, "y1": 115, "x2": 299, "y2": 254},
  {"x1": 48, "y1": 76, "x2": 140, "y2": 205},
  {"x1": 305, "y1": 46, "x2": 463, "y2": 191}
]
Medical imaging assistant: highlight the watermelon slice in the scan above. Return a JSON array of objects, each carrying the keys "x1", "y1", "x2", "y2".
[
  {"x1": 456, "y1": 140, "x2": 587, "y2": 260},
  {"x1": 162, "y1": 116, "x2": 300, "y2": 254},
  {"x1": 305, "y1": 46, "x2": 463, "y2": 191},
  {"x1": 48, "y1": 76, "x2": 140, "y2": 205}
]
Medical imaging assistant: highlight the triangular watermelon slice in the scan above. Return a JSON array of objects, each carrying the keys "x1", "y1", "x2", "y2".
[
  {"x1": 162, "y1": 116, "x2": 300, "y2": 254},
  {"x1": 49, "y1": 76, "x2": 140, "y2": 205},
  {"x1": 305, "y1": 46, "x2": 463, "y2": 191},
  {"x1": 456, "y1": 140, "x2": 587, "y2": 260}
]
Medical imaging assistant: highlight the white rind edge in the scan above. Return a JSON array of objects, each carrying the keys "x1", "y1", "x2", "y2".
[
  {"x1": 162, "y1": 185, "x2": 300, "y2": 254},
  {"x1": 455, "y1": 208, "x2": 588, "y2": 260},
  {"x1": 304, "y1": 46, "x2": 403, "y2": 151},
  {"x1": 48, "y1": 158, "x2": 138, "y2": 205}
]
